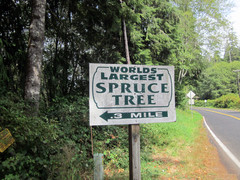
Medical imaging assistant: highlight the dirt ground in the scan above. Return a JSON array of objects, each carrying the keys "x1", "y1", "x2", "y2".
[
  {"x1": 149, "y1": 119, "x2": 239, "y2": 179},
  {"x1": 163, "y1": 120, "x2": 238, "y2": 179},
  {"x1": 105, "y1": 119, "x2": 238, "y2": 179},
  {"x1": 190, "y1": 123, "x2": 237, "y2": 179}
]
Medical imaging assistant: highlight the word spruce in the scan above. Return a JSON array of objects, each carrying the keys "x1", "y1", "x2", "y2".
[{"x1": 92, "y1": 65, "x2": 172, "y2": 108}]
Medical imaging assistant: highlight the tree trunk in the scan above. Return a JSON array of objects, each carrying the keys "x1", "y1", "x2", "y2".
[
  {"x1": 120, "y1": 0, "x2": 131, "y2": 64},
  {"x1": 229, "y1": 49, "x2": 232, "y2": 63},
  {"x1": 122, "y1": 18, "x2": 131, "y2": 64},
  {"x1": 25, "y1": 0, "x2": 46, "y2": 115}
]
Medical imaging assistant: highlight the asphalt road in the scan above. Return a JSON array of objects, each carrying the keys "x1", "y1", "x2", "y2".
[{"x1": 193, "y1": 107, "x2": 240, "y2": 177}]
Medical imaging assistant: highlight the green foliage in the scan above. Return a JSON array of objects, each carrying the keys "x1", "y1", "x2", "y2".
[
  {"x1": 90, "y1": 109, "x2": 203, "y2": 179},
  {"x1": 223, "y1": 30, "x2": 240, "y2": 62},
  {"x1": 104, "y1": 147, "x2": 129, "y2": 170},
  {"x1": 0, "y1": 94, "x2": 61, "y2": 179},
  {"x1": 140, "y1": 109, "x2": 202, "y2": 178},
  {"x1": 175, "y1": 84, "x2": 189, "y2": 109},
  {"x1": 224, "y1": 45, "x2": 240, "y2": 62},
  {"x1": 141, "y1": 109, "x2": 202, "y2": 149},
  {"x1": 214, "y1": 93, "x2": 240, "y2": 108},
  {"x1": 194, "y1": 99, "x2": 215, "y2": 107},
  {"x1": 197, "y1": 61, "x2": 240, "y2": 99},
  {"x1": 195, "y1": 94, "x2": 240, "y2": 109},
  {"x1": 0, "y1": 94, "x2": 93, "y2": 179},
  {"x1": 42, "y1": 96, "x2": 93, "y2": 179},
  {"x1": 92, "y1": 125, "x2": 129, "y2": 171},
  {"x1": 0, "y1": 1, "x2": 29, "y2": 95},
  {"x1": 0, "y1": 0, "x2": 235, "y2": 178},
  {"x1": 1, "y1": 0, "x2": 229, "y2": 106},
  {"x1": 191, "y1": 0, "x2": 232, "y2": 57}
]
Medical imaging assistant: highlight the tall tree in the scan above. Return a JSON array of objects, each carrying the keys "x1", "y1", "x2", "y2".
[
  {"x1": 120, "y1": 0, "x2": 131, "y2": 64},
  {"x1": 0, "y1": 0, "x2": 30, "y2": 95},
  {"x1": 197, "y1": 61, "x2": 240, "y2": 99},
  {"x1": 43, "y1": 0, "x2": 131, "y2": 100},
  {"x1": 224, "y1": 30, "x2": 240, "y2": 62},
  {"x1": 191, "y1": 0, "x2": 233, "y2": 58},
  {"x1": 25, "y1": 0, "x2": 46, "y2": 114}
]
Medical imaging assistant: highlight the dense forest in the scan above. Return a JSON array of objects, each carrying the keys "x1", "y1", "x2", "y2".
[{"x1": 1, "y1": 0, "x2": 240, "y2": 179}]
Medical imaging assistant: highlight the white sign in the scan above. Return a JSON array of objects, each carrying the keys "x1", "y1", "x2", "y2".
[
  {"x1": 189, "y1": 99, "x2": 194, "y2": 105},
  {"x1": 89, "y1": 63, "x2": 176, "y2": 126},
  {"x1": 187, "y1": 91, "x2": 195, "y2": 99}
]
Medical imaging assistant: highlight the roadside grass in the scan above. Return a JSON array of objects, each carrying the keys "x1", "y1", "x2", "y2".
[
  {"x1": 140, "y1": 108, "x2": 202, "y2": 179},
  {"x1": 103, "y1": 108, "x2": 237, "y2": 179},
  {"x1": 104, "y1": 109, "x2": 203, "y2": 179}
]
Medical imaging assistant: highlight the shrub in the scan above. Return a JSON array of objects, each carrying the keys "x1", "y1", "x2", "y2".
[
  {"x1": 41, "y1": 95, "x2": 93, "y2": 179},
  {"x1": 0, "y1": 93, "x2": 134, "y2": 179},
  {"x1": 195, "y1": 94, "x2": 240, "y2": 109},
  {"x1": 194, "y1": 99, "x2": 215, "y2": 107},
  {"x1": 0, "y1": 93, "x2": 62, "y2": 179},
  {"x1": 214, "y1": 93, "x2": 240, "y2": 108},
  {"x1": 0, "y1": 94, "x2": 93, "y2": 179}
]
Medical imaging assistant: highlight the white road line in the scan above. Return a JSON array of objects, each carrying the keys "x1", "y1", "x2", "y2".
[{"x1": 203, "y1": 117, "x2": 240, "y2": 169}]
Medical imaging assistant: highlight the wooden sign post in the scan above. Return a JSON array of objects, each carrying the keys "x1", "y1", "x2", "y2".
[
  {"x1": 129, "y1": 124, "x2": 141, "y2": 179},
  {"x1": 89, "y1": 63, "x2": 176, "y2": 179}
]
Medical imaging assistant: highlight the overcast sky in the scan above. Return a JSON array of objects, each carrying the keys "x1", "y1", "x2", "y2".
[{"x1": 229, "y1": 0, "x2": 240, "y2": 40}]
